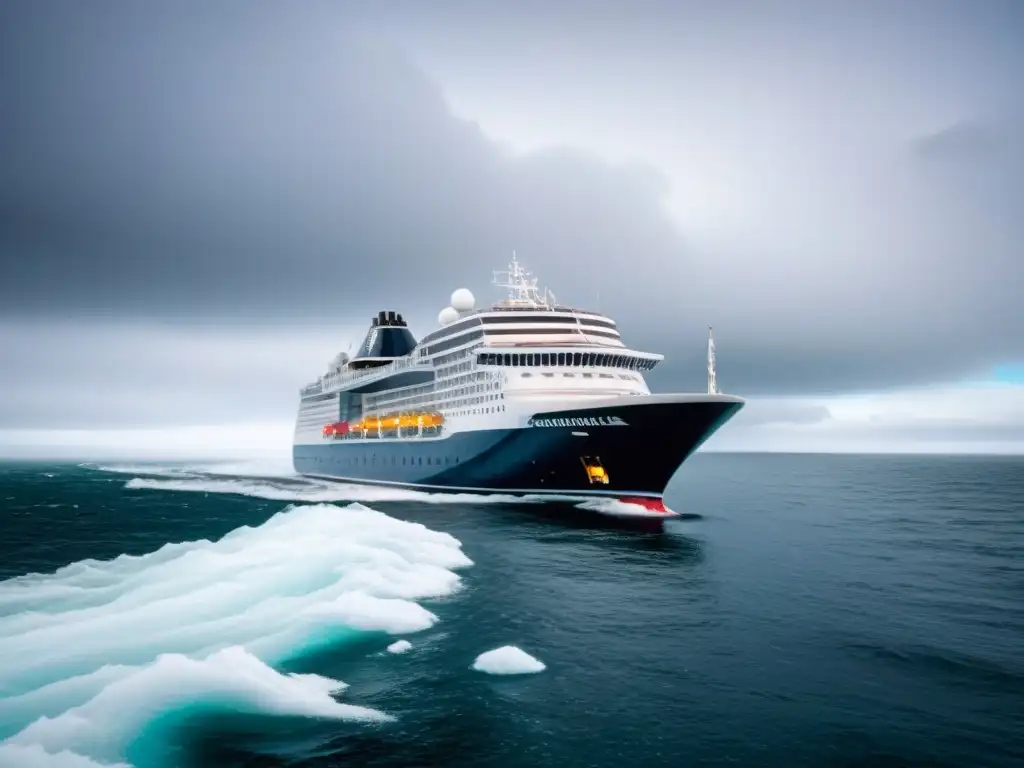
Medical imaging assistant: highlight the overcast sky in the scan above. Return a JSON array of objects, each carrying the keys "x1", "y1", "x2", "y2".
[{"x1": 1, "y1": 0, "x2": 1022, "y2": 457}]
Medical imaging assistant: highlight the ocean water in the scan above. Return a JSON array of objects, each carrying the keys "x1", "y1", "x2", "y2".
[{"x1": 0, "y1": 454, "x2": 1021, "y2": 767}]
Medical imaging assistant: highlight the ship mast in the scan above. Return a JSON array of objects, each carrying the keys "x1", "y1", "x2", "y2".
[
  {"x1": 707, "y1": 326, "x2": 718, "y2": 395},
  {"x1": 492, "y1": 252, "x2": 556, "y2": 309}
]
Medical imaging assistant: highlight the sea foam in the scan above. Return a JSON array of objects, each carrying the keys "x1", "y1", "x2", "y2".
[
  {"x1": 574, "y1": 497, "x2": 679, "y2": 518},
  {"x1": 91, "y1": 457, "x2": 298, "y2": 480},
  {"x1": 0, "y1": 501, "x2": 472, "y2": 766},
  {"x1": 120, "y1": 472, "x2": 660, "y2": 521}
]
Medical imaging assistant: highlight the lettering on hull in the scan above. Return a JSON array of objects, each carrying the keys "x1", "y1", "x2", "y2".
[{"x1": 527, "y1": 416, "x2": 628, "y2": 428}]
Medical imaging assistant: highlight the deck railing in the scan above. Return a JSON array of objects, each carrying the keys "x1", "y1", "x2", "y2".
[{"x1": 301, "y1": 355, "x2": 430, "y2": 397}]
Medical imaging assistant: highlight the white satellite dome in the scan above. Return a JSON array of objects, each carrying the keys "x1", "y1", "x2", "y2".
[
  {"x1": 450, "y1": 288, "x2": 476, "y2": 312},
  {"x1": 438, "y1": 306, "x2": 460, "y2": 326}
]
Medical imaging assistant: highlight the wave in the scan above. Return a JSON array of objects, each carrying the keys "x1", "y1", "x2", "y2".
[
  {"x1": 88, "y1": 457, "x2": 298, "y2": 479},
  {"x1": 123, "y1": 475, "x2": 541, "y2": 506},
  {"x1": 120, "y1": 473, "x2": 678, "y2": 522},
  {"x1": 93, "y1": 459, "x2": 680, "y2": 521},
  {"x1": 0, "y1": 502, "x2": 472, "y2": 766}
]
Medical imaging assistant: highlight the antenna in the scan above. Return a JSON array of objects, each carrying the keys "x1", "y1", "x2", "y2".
[{"x1": 707, "y1": 326, "x2": 718, "y2": 395}]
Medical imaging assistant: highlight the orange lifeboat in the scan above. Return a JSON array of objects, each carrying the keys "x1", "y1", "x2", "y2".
[{"x1": 341, "y1": 412, "x2": 444, "y2": 435}]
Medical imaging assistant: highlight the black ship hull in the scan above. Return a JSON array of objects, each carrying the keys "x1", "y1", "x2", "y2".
[{"x1": 293, "y1": 395, "x2": 742, "y2": 505}]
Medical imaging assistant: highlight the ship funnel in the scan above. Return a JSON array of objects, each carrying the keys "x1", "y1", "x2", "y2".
[{"x1": 353, "y1": 310, "x2": 417, "y2": 362}]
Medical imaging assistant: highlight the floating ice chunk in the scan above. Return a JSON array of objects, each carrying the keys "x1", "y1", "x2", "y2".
[
  {"x1": 2, "y1": 646, "x2": 388, "y2": 768},
  {"x1": 472, "y1": 646, "x2": 546, "y2": 675},
  {"x1": 0, "y1": 502, "x2": 471, "y2": 704},
  {"x1": 0, "y1": 742, "x2": 127, "y2": 768},
  {"x1": 387, "y1": 640, "x2": 412, "y2": 654},
  {"x1": 0, "y1": 500, "x2": 471, "y2": 759}
]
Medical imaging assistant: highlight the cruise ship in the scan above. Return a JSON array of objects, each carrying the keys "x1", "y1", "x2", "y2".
[{"x1": 292, "y1": 258, "x2": 743, "y2": 517}]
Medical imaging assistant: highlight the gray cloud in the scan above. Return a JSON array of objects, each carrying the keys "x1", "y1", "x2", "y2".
[{"x1": 1, "y1": 0, "x2": 1023, "y2": 432}]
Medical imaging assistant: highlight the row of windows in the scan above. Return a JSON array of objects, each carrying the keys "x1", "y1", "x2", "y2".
[
  {"x1": 366, "y1": 381, "x2": 434, "y2": 410},
  {"x1": 423, "y1": 325, "x2": 624, "y2": 358},
  {"x1": 432, "y1": 349, "x2": 472, "y2": 368},
  {"x1": 367, "y1": 388, "x2": 505, "y2": 416},
  {"x1": 450, "y1": 404, "x2": 505, "y2": 417},
  {"x1": 483, "y1": 326, "x2": 620, "y2": 340},
  {"x1": 297, "y1": 401, "x2": 341, "y2": 427},
  {"x1": 424, "y1": 329, "x2": 484, "y2": 357},
  {"x1": 477, "y1": 351, "x2": 657, "y2": 371},
  {"x1": 298, "y1": 415, "x2": 336, "y2": 427},
  {"x1": 521, "y1": 371, "x2": 638, "y2": 381},
  {"x1": 300, "y1": 392, "x2": 338, "y2": 404},
  {"x1": 315, "y1": 453, "x2": 461, "y2": 467},
  {"x1": 418, "y1": 313, "x2": 620, "y2": 353},
  {"x1": 437, "y1": 358, "x2": 474, "y2": 378},
  {"x1": 299, "y1": 406, "x2": 338, "y2": 418},
  {"x1": 417, "y1": 316, "x2": 483, "y2": 347},
  {"x1": 481, "y1": 313, "x2": 617, "y2": 330},
  {"x1": 298, "y1": 402, "x2": 338, "y2": 412},
  {"x1": 419, "y1": 310, "x2": 619, "y2": 341},
  {"x1": 367, "y1": 369, "x2": 498, "y2": 413}
]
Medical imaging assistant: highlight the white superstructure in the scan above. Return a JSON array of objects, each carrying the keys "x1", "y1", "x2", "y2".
[{"x1": 293, "y1": 258, "x2": 664, "y2": 445}]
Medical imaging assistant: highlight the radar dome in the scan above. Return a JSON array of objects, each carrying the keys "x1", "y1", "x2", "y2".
[
  {"x1": 438, "y1": 306, "x2": 460, "y2": 326},
  {"x1": 451, "y1": 288, "x2": 475, "y2": 312}
]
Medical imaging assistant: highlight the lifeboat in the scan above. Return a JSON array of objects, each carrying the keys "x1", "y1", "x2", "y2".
[
  {"x1": 419, "y1": 412, "x2": 444, "y2": 428},
  {"x1": 342, "y1": 412, "x2": 444, "y2": 436},
  {"x1": 322, "y1": 421, "x2": 349, "y2": 438}
]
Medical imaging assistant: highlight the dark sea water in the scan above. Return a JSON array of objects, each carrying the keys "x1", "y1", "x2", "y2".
[{"x1": 0, "y1": 454, "x2": 1022, "y2": 767}]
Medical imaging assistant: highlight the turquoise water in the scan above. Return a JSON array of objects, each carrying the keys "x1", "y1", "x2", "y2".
[{"x1": 0, "y1": 454, "x2": 1021, "y2": 767}]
